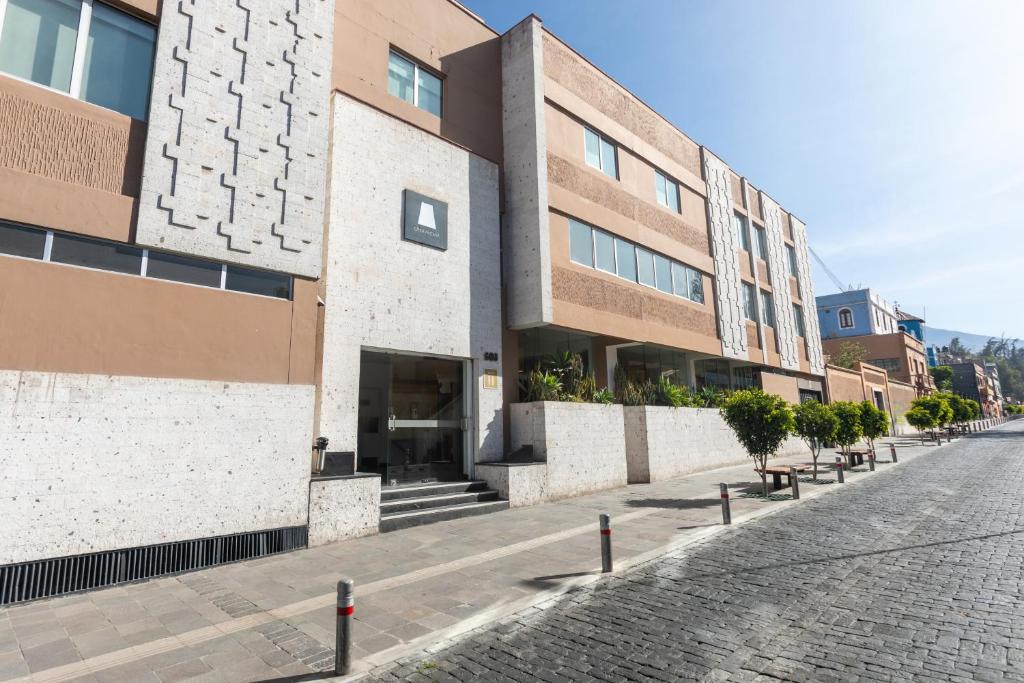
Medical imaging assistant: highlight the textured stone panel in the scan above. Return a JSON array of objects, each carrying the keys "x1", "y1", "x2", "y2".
[
  {"x1": 136, "y1": 0, "x2": 333, "y2": 277},
  {"x1": 551, "y1": 267, "x2": 717, "y2": 336},
  {"x1": 0, "y1": 90, "x2": 137, "y2": 195},
  {"x1": 308, "y1": 475, "x2": 381, "y2": 545},
  {"x1": 543, "y1": 34, "x2": 701, "y2": 178},
  {"x1": 476, "y1": 463, "x2": 549, "y2": 508},
  {"x1": 762, "y1": 195, "x2": 800, "y2": 371},
  {"x1": 547, "y1": 153, "x2": 709, "y2": 254},
  {"x1": 791, "y1": 216, "x2": 826, "y2": 375},
  {"x1": 0, "y1": 370, "x2": 314, "y2": 565},
  {"x1": 503, "y1": 17, "x2": 552, "y2": 328},
  {"x1": 320, "y1": 95, "x2": 503, "y2": 463},
  {"x1": 702, "y1": 150, "x2": 747, "y2": 360}
]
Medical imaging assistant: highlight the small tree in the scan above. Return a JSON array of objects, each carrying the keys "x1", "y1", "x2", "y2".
[
  {"x1": 793, "y1": 400, "x2": 839, "y2": 480},
  {"x1": 720, "y1": 389, "x2": 795, "y2": 497},
  {"x1": 832, "y1": 401, "x2": 864, "y2": 457},
  {"x1": 911, "y1": 395, "x2": 954, "y2": 435},
  {"x1": 967, "y1": 399, "x2": 982, "y2": 419},
  {"x1": 859, "y1": 401, "x2": 889, "y2": 453},
  {"x1": 905, "y1": 406, "x2": 937, "y2": 444},
  {"x1": 930, "y1": 365, "x2": 954, "y2": 391},
  {"x1": 936, "y1": 392, "x2": 972, "y2": 425},
  {"x1": 829, "y1": 342, "x2": 867, "y2": 369}
]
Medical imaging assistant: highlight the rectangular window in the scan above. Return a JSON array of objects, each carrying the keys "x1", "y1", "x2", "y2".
[
  {"x1": 584, "y1": 127, "x2": 617, "y2": 179},
  {"x1": 754, "y1": 226, "x2": 769, "y2": 260},
  {"x1": 0, "y1": 221, "x2": 47, "y2": 259},
  {"x1": 786, "y1": 244, "x2": 798, "y2": 276},
  {"x1": 594, "y1": 229, "x2": 615, "y2": 273},
  {"x1": 671, "y1": 262, "x2": 688, "y2": 298},
  {"x1": 50, "y1": 232, "x2": 142, "y2": 274},
  {"x1": 146, "y1": 251, "x2": 222, "y2": 288},
  {"x1": 636, "y1": 247, "x2": 656, "y2": 287},
  {"x1": 614, "y1": 238, "x2": 636, "y2": 282},
  {"x1": 688, "y1": 268, "x2": 704, "y2": 304},
  {"x1": 793, "y1": 303, "x2": 805, "y2": 337},
  {"x1": 388, "y1": 50, "x2": 442, "y2": 117},
  {"x1": 742, "y1": 282, "x2": 756, "y2": 321},
  {"x1": 568, "y1": 219, "x2": 593, "y2": 267},
  {"x1": 654, "y1": 170, "x2": 680, "y2": 212},
  {"x1": 734, "y1": 213, "x2": 750, "y2": 251},
  {"x1": 761, "y1": 291, "x2": 775, "y2": 327},
  {"x1": 654, "y1": 254, "x2": 673, "y2": 293},
  {"x1": 0, "y1": 0, "x2": 155, "y2": 120},
  {"x1": 225, "y1": 265, "x2": 291, "y2": 299}
]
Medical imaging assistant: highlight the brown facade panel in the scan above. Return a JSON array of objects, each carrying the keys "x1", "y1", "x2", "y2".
[
  {"x1": 547, "y1": 153, "x2": 709, "y2": 254},
  {"x1": 729, "y1": 172, "x2": 744, "y2": 207},
  {"x1": 542, "y1": 33, "x2": 700, "y2": 178},
  {"x1": 825, "y1": 365, "x2": 867, "y2": 403},
  {"x1": 0, "y1": 257, "x2": 315, "y2": 385},
  {"x1": 759, "y1": 373, "x2": 800, "y2": 404}
]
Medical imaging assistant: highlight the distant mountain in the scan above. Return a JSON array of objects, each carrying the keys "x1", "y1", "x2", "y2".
[{"x1": 924, "y1": 326, "x2": 1021, "y2": 352}]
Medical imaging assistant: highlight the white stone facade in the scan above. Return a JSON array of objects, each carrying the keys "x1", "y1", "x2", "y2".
[
  {"x1": 0, "y1": 371, "x2": 313, "y2": 565},
  {"x1": 791, "y1": 217, "x2": 826, "y2": 375},
  {"x1": 761, "y1": 195, "x2": 801, "y2": 371},
  {"x1": 501, "y1": 16, "x2": 552, "y2": 329},
  {"x1": 320, "y1": 95, "x2": 503, "y2": 465},
  {"x1": 476, "y1": 463, "x2": 549, "y2": 508},
  {"x1": 137, "y1": 0, "x2": 333, "y2": 277},
  {"x1": 509, "y1": 402, "x2": 628, "y2": 500},
  {"x1": 308, "y1": 475, "x2": 381, "y2": 546},
  {"x1": 624, "y1": 406, "x2": 806, "y2": 484},
  {"x1": 702, "y1": 150, "x2": 748, "y2": 361}
]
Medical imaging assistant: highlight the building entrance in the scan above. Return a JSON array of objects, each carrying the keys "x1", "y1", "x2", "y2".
[{"x1": 357, "y1": 351, "x2": 467, "y2": 486}]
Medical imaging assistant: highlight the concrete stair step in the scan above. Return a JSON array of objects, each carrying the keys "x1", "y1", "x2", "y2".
[
  {"x1": 379, "y1": 480, "x2": 488, "y2": 502},
  {"x1": 380, "y1": 490, "x2": 500, "y2": 514},
  {"x1": 379, "y1": 500, "x2": 510, "y2": 533}
]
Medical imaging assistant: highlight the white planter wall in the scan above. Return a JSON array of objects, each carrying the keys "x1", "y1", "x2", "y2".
[{"x1": 307, "y1": 474, "x2": 381, "y2": 546}]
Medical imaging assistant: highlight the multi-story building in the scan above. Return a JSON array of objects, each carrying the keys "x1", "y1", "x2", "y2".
[
  {"x1": 501, "y1": 16, "x2": 826, "y2": 407},
  {"x1": 951, "y1": 362, "x2": 1000, "y2": 418},
  {"x1": 0, "y1": 0, "x2": 825, "y2": 599},
  {"x1": 817, "y1": 288, "x2": 900, "y2": 338}
]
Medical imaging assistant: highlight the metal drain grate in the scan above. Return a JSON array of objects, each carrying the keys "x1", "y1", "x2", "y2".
[{"x1": 0, "y1": 525, "x2": 307, "y2": 606}]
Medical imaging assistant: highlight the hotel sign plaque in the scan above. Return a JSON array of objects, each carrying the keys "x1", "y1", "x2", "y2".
[{"x1": 402, "y1": 190, "x2": 448, "y2": 251}]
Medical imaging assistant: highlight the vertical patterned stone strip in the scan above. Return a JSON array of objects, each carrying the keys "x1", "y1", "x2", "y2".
[
  {"x1": 791, "y1": 216, "x2": 826, "y2": 375},
  {"x1": 701, "y1": 149, "x2": 747, "y2": 360},
  {"x1": 136, "y1": 0, "x2": 333, "y2": 278},
  {"x1": 502, "y1": 16, "x2": 552, "y2": 328},
  {"x1": 761, "y1": 195, "x2": 800, "y2": 371}
]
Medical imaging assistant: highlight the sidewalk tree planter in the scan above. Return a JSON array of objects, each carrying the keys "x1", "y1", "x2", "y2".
[
  {"x1": 832, "y1": 401, "x2": 864, "y2": 459},
  {"x1": 859, "y1": 401, "x2": 889, "y2": 454},
  {"x1": 793, "y1": 400, "x2": 839, "y2": 480},
  {"x1": 905, "y1": 406, "x2": 938, "y2": 443},
  {"x1": 720, "y1": 389, "x2": 795, "y2": 497}
]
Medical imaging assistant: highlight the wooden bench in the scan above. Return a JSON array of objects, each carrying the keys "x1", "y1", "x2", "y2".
[
  {"x1": 764, "y1": 464, "x2": 811, "y2": 490},
  {"x1": 838, "y1": 450, "x2": 867, "y2": 468}
]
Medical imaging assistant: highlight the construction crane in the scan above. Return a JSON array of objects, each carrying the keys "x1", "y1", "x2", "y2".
[{"x1": 809, "y1": 246, "x2": 848, "y2": 293}]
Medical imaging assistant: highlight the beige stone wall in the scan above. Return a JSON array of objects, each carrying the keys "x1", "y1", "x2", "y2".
[{"x1": 308, "y1": 475, "x2": 381, "y2": 546}]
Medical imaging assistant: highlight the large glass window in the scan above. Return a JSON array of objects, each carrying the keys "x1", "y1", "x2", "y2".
[
  {"x1": 387, "y1": 50, "x2": 442, "y2": 117},
  {"x1": 225, "y1": 265, "x2": 291, "y2": 299},
  {"x1": 146, "y1": 251, "x2": 221, "y2": 288},
  {"x1": 80, "y1": 2, "x2": 156, "y2": 121},
  {"x1": 50, "y1": 232, "x2": 142, "y2": 274},
  {"x1": 594, "y1": 230, "x2": 615, "y2": 273},
  {"x1": 695, "y1": 358, "x2": 731, "y2": 389},
  {"x1": 742, "y1": 282, "x2": 757, "y2": 321},
  {"x1": 569, "y1": 219, "x2": 593, "y2": 267},
  {"x1": 0, "y1": 221, "x2": 47, "y2": 259},
  {"x1": 734, "y1": 213, "x2": 750, "y2": 251},
  {"x1": 0, "y1": 0, "x2": 155, "y2": 120},
  {"x1": 636, "y1": 247, "x2": 656, "y2": 287},
  {"x1": 584, "y1": 127, "x2": 618, "y2": 179},
  {"x1": 688, "y1": 268, "x2": 704, "y2": 304},
  {"x1": 654, "y1": 170, "x2": 679, "y2": 212},
  {"x1": 793, "y1": 303, "x2": 805, "y2": 337},
  {"x1": 616, "y1": 345, "x2": 688, "y2": 387},
  {"x1": 614, "y1": 238, "x2": 636, "y2": 282},
  {"x1": 754, "y1": 226, "x2": 769, "y2": 260},
  {"x1": 653, "y1": 254, "x2": 673, "y2": 294},
  {"x1": 761, "y1": 291, "x2": 775, "y2": 327}
]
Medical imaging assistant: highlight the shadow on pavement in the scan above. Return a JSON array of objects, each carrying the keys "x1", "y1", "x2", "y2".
[{"x1": 625, "y1": 497, "x2": 720, "y2": 510}]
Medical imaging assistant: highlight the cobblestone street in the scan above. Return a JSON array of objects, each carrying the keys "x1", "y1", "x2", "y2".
[{"x1": 373, "y1": 422, "x2": 1024, "y2": 682}]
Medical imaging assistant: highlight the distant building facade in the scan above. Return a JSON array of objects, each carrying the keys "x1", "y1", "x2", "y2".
[
  {"x1": 950, "y1": 362, "x2": 1001, "y2": 418},
  {"x1": 817, "y1": 289, "x2": 899, "y2": 339}
]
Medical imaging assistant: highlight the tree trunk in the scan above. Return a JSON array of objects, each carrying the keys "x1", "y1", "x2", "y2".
[{"x1": 812, "y1": 451, "x2": 818, "y2": 480}]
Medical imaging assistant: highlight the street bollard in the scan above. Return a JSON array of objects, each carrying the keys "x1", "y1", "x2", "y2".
[
  {"x1": 599, "y1": 513, "x2": 613, "y2": 573},
  {"x1": 720, "y1": 483, "x2": 731, "y2": 525},
  {"x1": 835, "y1": 456, "x2": 845, "y2": 483},
  {"x1": 335, "y1": 579, "x2": 354, "y2": 676},
  {"x1": 890, "y1": 443, "x2": 898, "y2": 463},
  {"x1": 789, "y1": 466, "x2": 800, "y2": 500},
  {"x1": 868, "y1": 450, "x2": 875, "y2": 472},
  {"x1": 946, "y1": 429, "x2": 952, "y2": 444}
]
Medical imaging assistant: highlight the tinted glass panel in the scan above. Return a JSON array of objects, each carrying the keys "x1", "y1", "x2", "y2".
[
  {"x1": 599, "y1": 137, "x2": 617, "y2": 178},
  {"x1": 756, "y1": 228, "x2": 768, "y2": 259},
  {"x1": 387, "y1": 52, "x2": 414, "y2": 104},
  {"x1": 655, "y1": 172, "x2": 667, "y2": 206},
  {"x1": 417, "y1": 67, "x2": 442, "y2": 116},
  {"x1": 614, "y1": 238, "x2": 636, "y2": 282},
  {"x1": 225, "y1": 265, "x2": 290, "y2": 299},
  {"x1": 584, "y1": 128, "x2": 601, "y2": 170},
  {"x1": 146, "y1": 251, "x2": 221, "y2": 287},
  {"x1": 654, "y1": 255, "x2": 672, "y2": 293},
  {"x1": 735, "y1": 214, "x2": 750, "y2": 250},
  {"x1": 793, "y1": 304, "x2": 805, "y2": 336},
  {"x1": 667, "y1": 182, "x2": 679, "y2": 212},
  {"x1": 594, "y1": 230, "x2": 615, "y2": 273},
  {"x1": 688, "y1": 268, "x2": 704, "y2": 303},
  {"x1": 743, "y1": 283, "x2": 756, "y2": 320},
  {"x1": 569, "y1": 220, "x2": 593, "y2": 267},
  {"x1": 0, "y1": 0, "x2": 78, "y2": 92},
  {"x1": 50, "y1": 233, "x2": 142, "y2": 274},
  {"x1": 81, "y1": 3, "x2": 155, "y2": 120},
  {"x1": 761, "y1": 292, "x2": 775, "y2": 326},
  {"x1": 786, "y1": 244, "x2": 798, "y2": 275},
  {"x1": 0, "y1": 221, "x2": 46, "y2": 258},
  {"x1": 636, "y1": 248, "x2": 655, "y2": 287},
  {"x1": 671, "y1": 262, "x2": 687, "y2": 297}
]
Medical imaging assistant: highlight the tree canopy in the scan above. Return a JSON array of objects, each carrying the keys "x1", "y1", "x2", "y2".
[{"x1": 720, "y1": 389, "x2": 795, "y2": 497}]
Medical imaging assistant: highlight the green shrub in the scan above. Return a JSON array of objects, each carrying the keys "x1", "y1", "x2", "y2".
[
  {"x1": 720, "y1": 389, "x2": 795, "y2": 497},
  {"x1": 592, "y1": 388, "x2": 615, "y2": 405},
  {"x1": 655, "y1": 377, "x2": 689, "y2": 407},
  {"x1": 621, "y1": 379, "x2": 655, "y2": 406},
  {"x1": 911, "y1": 395, "x2": 953, "y2": 429},
  {"x1": 905, "y1": 406, "x2": 937, "y2": 443}
]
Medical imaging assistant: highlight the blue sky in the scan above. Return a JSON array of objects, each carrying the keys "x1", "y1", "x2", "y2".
[{"x1": 463, "y1": 0, "x2": 1024, "y2": 339}]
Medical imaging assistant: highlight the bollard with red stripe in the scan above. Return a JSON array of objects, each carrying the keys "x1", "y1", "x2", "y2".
[
  {"x1": 335, "y1": 578, "x2": 354, "y2": 675},
  {"x1": 835, "y1": 456, "x2": 845, "y2": 483},
  {"x1": 599, "y1": 513, "x2": 613, "y2": 573},
  {"x1": 889, "y1": 443, "x2": 898, "y2": 463},
  {"x1": 720, "y1": 483, "x2": 731, "y2": 525}
]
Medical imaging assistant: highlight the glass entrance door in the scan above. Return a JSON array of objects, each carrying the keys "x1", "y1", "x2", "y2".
[{"x1": 357, "y1": 351, "x2": 467, "y2": 485}]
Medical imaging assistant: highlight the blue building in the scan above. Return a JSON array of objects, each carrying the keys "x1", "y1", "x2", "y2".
[
  {"x1": 896, "y1": 311, "x2": 925, "y2": 343},
  {"x1": 816, "y1": 288, "x2": 899, "y2": 340}
]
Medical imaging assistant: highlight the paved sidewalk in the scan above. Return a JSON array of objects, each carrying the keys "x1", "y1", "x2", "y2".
[{"x1": 0, "y1": 433, "x2": 956, "y2": 683}]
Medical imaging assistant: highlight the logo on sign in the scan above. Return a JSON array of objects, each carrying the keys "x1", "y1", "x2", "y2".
[{"x1": 402, "y1": 190, "x2": 448, "y2": 250}]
